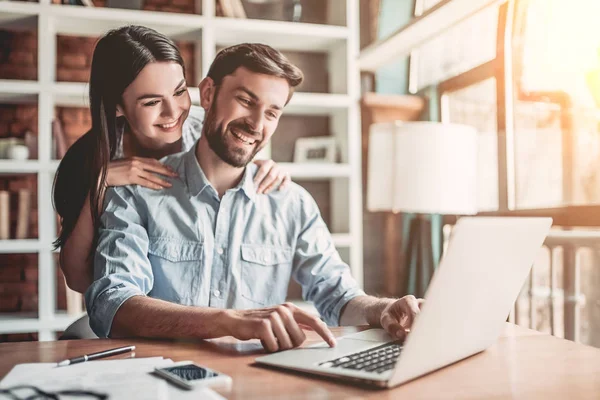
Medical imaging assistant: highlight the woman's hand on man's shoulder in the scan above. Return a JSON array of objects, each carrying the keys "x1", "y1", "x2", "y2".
[{"x1": 107, "y1": 157, "x2": 179, "y2": 190}]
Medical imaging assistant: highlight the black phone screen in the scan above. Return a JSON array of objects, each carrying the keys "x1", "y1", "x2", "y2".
[{"x1": 164, "y1": 365, "x2": 220, "y2": 381}]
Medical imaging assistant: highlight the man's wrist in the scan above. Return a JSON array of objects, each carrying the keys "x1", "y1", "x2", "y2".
[
  {"x1": 214, "y1": 308, "x2": 236, "y2": 337},
  {"x1": 366, "y1": 298, "x2": 395, "y2": 327}
]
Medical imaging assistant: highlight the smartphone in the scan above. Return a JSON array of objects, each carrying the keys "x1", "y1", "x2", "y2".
[{"x1": 154, "y1": 361, "x2": 232, "y2": 390}]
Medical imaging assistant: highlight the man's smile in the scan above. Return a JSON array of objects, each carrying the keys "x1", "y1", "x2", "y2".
[{"x1": 230, "y1": 126, "x2": 258, "y2": 146}]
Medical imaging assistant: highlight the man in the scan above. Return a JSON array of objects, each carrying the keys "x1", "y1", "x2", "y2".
[{"x1": 86, "y1": 43, "x2": 421, "y2": 352}]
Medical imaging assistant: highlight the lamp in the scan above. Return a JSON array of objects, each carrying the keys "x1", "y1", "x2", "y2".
[{"x1": 367, "y1": 121, "x2": 478, "y2": 297}]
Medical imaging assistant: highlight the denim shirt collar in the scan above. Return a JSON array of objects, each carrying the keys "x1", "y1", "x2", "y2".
[{"x1": 184, "y1": 143, "x2": 257, "y2": 202}]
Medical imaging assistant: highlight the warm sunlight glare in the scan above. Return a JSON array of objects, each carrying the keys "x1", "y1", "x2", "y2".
[{"x1": 521, "y1": 0, "x2": 600, "y2": 105}]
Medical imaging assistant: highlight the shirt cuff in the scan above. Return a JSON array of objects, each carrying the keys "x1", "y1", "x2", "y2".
[
  {"x1": 86, "y1": 281, "x2": 144, "y2": 338},
  {"x1": 326, "y1": 287, "x2": 367, "y2": 327}
]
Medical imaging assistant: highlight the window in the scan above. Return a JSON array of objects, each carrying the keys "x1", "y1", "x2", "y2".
[
  {"x1": 443, "y1": 78, "x2": 499, "y2": 211},
  {"x1": 421, "y1": 0, "x2": 600, "y2": 346},
  {"x1": 514, "y1": 0, "x2": 600, "y2": 207},
  {"x1": 513, "y1": 101, "x2": 564, "y2": 208},
  {"x1": 411, "y1": 4, "x2": 499, "y2": 92}
]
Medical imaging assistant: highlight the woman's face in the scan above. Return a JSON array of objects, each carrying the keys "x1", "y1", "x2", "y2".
[{"x1": 119, "y1": 61, "x2": 191, "y2": 150}]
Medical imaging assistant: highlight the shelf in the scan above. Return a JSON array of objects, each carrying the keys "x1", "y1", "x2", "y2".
[
  {"x1": 331, "y1": 234, "x2": 352, "y2": 247},
  {"x1": 213, "y1": 17, "x2": 348, "y2": 52},
  {"x1": 0, "y1": 239, "x2": 42, "y2": 254},
  {"x1": 0, "y1": 312, "x2": 83, "y2": 334},
  {"x1": 286, "y1": 93, "x2": 351, "y2": 115},
  {"x1": 282, "y1": 163, "x2": 351, "y2": 180},
  {"x1": 0, "y1": 160, "x2": 59, "y2": 174},
  {"x1": 359, "y1": 0, "x2": 503, "y2": 71},
  {"x1": 49, "y1": 4, "x2": 204, "y2": 39},
  {"x1": 0, "y1": 0, "x2": 38, "y2": 31},
  {"x1": 0, "y1": 160, "x2": 42, "y2": 174},
  {"x1": 0, "y1": 313, "x2": 38, "y2": 334},
  {"x1": 49, "y1": 160, "x2": 60, "y2": 171},
  {"x1": 0, "y1": 80, "x2": 40, "y2": 104},
  {"x1": 52, "y1": 81, "x2": 89, "y2": 107},
  {"x1": 0, "y1": 2, "x2": 347, "y2": 51},
  {"x1": 189, "y1": 87, "x2": 350, "y2": 116}
]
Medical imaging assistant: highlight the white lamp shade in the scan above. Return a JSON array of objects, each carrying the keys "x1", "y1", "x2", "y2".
[{"x1": 367, "y1": 121, "x2": 478, "y2": 215}]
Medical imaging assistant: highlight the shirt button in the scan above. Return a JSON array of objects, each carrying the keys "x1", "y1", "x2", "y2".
[
  {"x1": 217, "y1": 248, "x2": 224, "y2": 255},
  {"x1": 213, "y1": 289, "x2": 221, "y2": 297}
]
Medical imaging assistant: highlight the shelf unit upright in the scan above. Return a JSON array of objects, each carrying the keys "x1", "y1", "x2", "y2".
[{"x1": 0, "y1": 0, "x2": 362, "y2": 340}]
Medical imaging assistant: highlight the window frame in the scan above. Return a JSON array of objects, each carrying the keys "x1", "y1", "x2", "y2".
[{"x1": 433, "y1": 0, "x2": 600, "y2": 226}]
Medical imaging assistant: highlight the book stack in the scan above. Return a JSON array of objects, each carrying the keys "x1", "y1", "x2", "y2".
[
  {"x1": 0, "y1": 185, "x2": 32, "y2": 241},
  {"x1": 218, "y1": 0, "x2": 246, "y2": 18}
]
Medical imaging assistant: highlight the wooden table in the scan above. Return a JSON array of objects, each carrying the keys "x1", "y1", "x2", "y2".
[{"x1": 1, "y1": 324, "x2": 599, "y2": 399}]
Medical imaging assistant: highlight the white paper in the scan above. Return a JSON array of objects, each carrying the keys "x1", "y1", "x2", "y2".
[
  {"x1": 1, "y1": 357, "x2": 227, "y2": 400},
  {"x1": 0, "y1": 357, "x2": 171, "y2": 400}
]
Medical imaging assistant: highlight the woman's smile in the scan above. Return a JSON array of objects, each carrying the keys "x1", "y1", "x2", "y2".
[{"x1": 155, "y1": 114, "x2": 183, "y2": 132}]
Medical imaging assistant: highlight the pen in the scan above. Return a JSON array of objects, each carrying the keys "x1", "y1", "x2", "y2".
[{"x1": 56, "y1": 345, "x2": 136, "y2": 367}]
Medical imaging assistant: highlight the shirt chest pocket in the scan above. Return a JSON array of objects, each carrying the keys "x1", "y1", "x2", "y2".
[
  {"x1": 148, "y1": 238, "x2": 203, "y2": 304},
  {"x1": 240, "y1": 244, "x2": 293, "y2": 306}
]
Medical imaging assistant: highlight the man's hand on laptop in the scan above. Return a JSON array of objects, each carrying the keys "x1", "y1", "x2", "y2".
[
  {"x1": 380, "y1": 295, "x2": 423, "y2": 341},
  {"x1": 222, "y1": 302, "x2": 337, "y2": 352}
]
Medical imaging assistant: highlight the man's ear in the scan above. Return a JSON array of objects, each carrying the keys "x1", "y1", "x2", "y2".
[
  {"x1": 116, "y1": 104, "x2": 124, "y2": 117},
  {"x1": 199, "y1": 77, "x2": 216, "y2": 111}
]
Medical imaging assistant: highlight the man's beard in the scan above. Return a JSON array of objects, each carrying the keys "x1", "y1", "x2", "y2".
[{"x1": 203, "y1": 102, "x2": 263, "y2": 168}]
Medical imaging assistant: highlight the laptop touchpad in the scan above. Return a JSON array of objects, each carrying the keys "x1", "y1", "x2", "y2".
[{"x1": 341, "y1": 329, "x2": 394, "y2": 342}]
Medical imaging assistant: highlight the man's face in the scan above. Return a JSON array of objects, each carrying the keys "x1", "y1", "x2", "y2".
[{"x1": 202, "y1": 67, "x2": 289, "y2": 168}]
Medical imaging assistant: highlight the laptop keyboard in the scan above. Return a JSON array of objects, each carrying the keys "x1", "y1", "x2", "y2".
[{"x1": 318, "y1": 341, "x2": 403, "y2": 374}]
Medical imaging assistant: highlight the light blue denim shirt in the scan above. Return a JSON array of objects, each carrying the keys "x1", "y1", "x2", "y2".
[{"x1": 85, "y1": 144, "x2": 365, "y2": 338}]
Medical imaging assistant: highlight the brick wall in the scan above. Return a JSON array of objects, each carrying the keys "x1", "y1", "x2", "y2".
[
  {"x1": 0, "y1": 254, "x2": 38, "y2": 314},
  {"x1": 0, "y1": 0, "x2": 198, "y2": 342},
  {"x1": 0, "y1": 30, "x2": 37, "y2": 81},
  {"x1": 0, "y1": 254, "x2": 67, "y2": 310},
  {"x1": 0, "y1": 104, "x2": 38, "y2": 143},
  {"x1": 56, "y1": 37, "x2": 196, "y2": 85},
  {"x1": 0, "y1": 253, "x2": 67, "y2": 343}
]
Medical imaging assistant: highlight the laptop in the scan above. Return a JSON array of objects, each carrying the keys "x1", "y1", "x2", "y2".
[{"x1": 255, "y1": 217, "x2": 552, "y2": 388}]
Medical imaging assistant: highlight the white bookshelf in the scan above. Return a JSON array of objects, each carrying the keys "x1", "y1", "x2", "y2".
[
  {"x1": 0, "y1": 0, "x2": 362, "y2": 340},
  {"x1": 0, "y1": 239, "x2": 42, "y2": 254}
]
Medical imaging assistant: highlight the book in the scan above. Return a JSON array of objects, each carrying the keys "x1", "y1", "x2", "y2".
[
  {"x1": 231, "y1": 0, "x2": 247, "y2": 18},
  {"x1": 24, "y1": 130, "x2": 38, "y2": 160},
  {"x1": 15, "y1": 189, "x2": 31, "y2": 240},
  {"x1": 219, "y1": 0, "x2": 236, "y2": 18},
  {"x1": 0, "y1": 191, "x2": 9, "y2": 240},
  {"x1": 52, "y1": 119, "x2": 68, "y2": 159}
]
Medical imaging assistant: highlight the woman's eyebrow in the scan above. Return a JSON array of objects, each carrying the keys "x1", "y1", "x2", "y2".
[
  {"x1": 173, "y1": 79, "x2": 186, "y2": 92},
  {"x1": 136, "y1": 79, "x2": 186, "y2": 101}
]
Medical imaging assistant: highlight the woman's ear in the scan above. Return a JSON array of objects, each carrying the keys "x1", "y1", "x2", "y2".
[
  {"x1": 198, "y1": 77, "x2": 215, "y2": 111},
  {"x1": 115, "y1": 104, "x2": 124, "y2": 117}
]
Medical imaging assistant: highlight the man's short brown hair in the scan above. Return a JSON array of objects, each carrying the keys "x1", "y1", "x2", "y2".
[{"x1": 206, "y1": 43, "x2": 304, "y2": 104}]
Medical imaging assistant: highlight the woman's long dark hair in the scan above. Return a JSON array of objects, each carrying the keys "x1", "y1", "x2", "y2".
[{"x1": 53, "y1": 25, "x2": 185, "y2": 250}]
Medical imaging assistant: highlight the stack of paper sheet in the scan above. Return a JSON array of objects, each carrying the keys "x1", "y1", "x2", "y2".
[{"x1": 0, "y1": 357, "x2": 225, "y2": 400}]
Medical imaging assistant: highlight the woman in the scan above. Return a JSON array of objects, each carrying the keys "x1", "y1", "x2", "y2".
[{"x1": 53, "y1": 25, "x2": 289, "y2": 295}]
